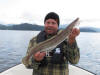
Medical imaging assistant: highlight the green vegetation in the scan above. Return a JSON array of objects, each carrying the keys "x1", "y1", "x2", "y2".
[
  {"x1": 0, "y1": 23, "x2": 44, "y2": 31},
  {"x1": 0, "y1": 23, "x2": 100, "y2": 32}
]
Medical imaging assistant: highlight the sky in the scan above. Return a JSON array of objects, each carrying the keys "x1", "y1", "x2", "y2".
[{"x1": 0, "y1": 0, "x2": 100, "y2": 28}]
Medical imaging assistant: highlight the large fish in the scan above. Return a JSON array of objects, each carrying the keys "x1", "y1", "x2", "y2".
[{"x1": 24, "y1": 18, "x2": 80, "y2": 64}]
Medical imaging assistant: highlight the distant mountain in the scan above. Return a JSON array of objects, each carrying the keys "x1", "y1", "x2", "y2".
[
  {"x1": 0, "y1": 24, "x2": 7, "y2": 29},
  {"x1": 0, "y1": 23, "x2": 100, "y2": 32},
  {"x1": 79, "y1": 27, "x2": 100, "y2": 32},
  {"x1": 0, "y1": 23, "x2": 44, "y2": 31},
  {"x1": 59, "y1": 25, "x2": 100, "y2": 32}
]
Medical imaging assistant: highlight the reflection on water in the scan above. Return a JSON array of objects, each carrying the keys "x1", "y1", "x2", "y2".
[
  {"x1": 0, "y1": 30, "x2": 40, "y2": 72},
  {"x1": 0, "y1": 30, "x2": 100, "y2": 75}
]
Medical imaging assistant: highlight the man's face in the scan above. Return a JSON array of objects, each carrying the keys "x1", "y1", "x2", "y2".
[{"x1": 44, "y1": 19, "x2": 58, "y2": 35}]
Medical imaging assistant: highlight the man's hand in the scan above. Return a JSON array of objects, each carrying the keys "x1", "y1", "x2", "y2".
[
  {"x1": 68, "y1": 28, "x2": 80, "y2": 44},
  {"x1": 33, "y1": 51, "x2": 46, "y2": 61}
]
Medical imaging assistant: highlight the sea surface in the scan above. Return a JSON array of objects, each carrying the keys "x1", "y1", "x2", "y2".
[{"x1": 0, "y1": 30, "x2": 100, "y2": 75}]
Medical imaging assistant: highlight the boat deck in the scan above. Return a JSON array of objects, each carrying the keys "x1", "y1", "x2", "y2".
[{"x1": 0, "y1": 64, "x2": 95, "y2": 75}]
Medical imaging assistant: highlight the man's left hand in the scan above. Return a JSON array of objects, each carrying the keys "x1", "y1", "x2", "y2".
[
  {"x1": 69, "y1": 28, "x2": 80, "y2": 38},
  {"x1": 68, "y1": 28, "x2": 80, "y2": 44}
]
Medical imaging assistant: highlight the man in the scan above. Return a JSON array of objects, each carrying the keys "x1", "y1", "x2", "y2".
[{"x1": 22, "y1": 12, "x2": 80, "y2": 75}]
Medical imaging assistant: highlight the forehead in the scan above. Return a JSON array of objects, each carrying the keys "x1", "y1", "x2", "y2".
[{"x1": 45, "y1": 19, "x2": 57, "y2": 22}]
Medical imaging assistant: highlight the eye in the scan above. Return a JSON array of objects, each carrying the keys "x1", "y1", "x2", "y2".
[
  {"x1": 47, "y1": 22, "x2": 50, "y2": 24},
  {"x1": 52, "y1": 22, "x2": 56, "y2": 25}
]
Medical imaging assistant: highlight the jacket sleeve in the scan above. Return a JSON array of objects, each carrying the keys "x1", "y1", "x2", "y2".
[
  {"x1": 64, "y1": 39, "x2": 80, "y2": 64},
  {"x1": 22, "y1": 36, "x2": 41, "y2": 69}
]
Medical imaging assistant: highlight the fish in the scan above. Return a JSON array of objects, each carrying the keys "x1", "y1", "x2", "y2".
[{"x1": 24, "y1": 18, "x2": 80, "y2": 64}]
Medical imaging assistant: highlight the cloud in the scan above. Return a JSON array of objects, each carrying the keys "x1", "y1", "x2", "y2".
[
  {"x1": 0, "y1": 0, "x2": 100, "y2": 28},
  {"x1": 19, "y1": 12, "x2": 35, "y2": 24}
]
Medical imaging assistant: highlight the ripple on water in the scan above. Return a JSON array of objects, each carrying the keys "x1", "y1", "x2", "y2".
[{"x1": 0, "y1": 31, "x2": 100, "y2": 75}]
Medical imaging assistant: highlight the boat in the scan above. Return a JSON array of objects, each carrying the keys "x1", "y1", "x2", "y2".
[{"x1": 0, "y1": 64, "x2": 95, "y2": 75}]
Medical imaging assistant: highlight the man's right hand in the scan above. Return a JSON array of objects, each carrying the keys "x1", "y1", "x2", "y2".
[{"x1": 33, "y1": 51, "x2": 46, "y2": 61}]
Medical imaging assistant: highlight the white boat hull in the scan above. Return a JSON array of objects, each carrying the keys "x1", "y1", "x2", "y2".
[{"x1": 0, "y1": 64, "x2": 95, "y2": 75}]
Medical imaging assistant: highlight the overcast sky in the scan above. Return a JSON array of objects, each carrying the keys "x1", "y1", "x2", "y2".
[{"x1": 0, "y1": 0, "x2": 100, "y2": 28}]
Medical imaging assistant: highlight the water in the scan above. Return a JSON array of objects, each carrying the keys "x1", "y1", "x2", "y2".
[
  {"x1": 0, "y1": 30, "x2": 40, "y2": 72},
  {"x1": 0, "y1": 30, "x2": 100, "y2": 75}
]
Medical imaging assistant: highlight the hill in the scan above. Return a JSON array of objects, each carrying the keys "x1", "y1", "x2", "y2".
[
  {"x1": 59, "y1": 25, "x2": 100, "y2": 32},
  {"x1": 79, "y1": 27, "x2": 100, "y2": 32},
  {"x1": 0, "y1": 23, "x2": 100, "y2": 32},
  {"x1": 0, "y1": 23, "x2": 44, "y2": 31}
]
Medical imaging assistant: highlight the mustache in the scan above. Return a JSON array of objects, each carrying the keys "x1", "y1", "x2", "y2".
[{"x1": 45, "y1": 27, "x2": 55, "y2": 30}]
